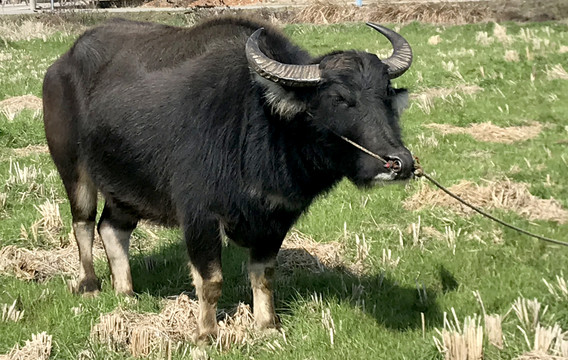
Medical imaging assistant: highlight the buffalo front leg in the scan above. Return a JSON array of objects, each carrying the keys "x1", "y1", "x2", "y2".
[
  {"x1": 249, "y1": 252, "x2": 279, "y2": 330},
  {"x1": 97, "y1": 202, "x2": 137, "y2": 296},
  {"x1": 186, "y1": 222, "x2": 223, "y2": 344}
]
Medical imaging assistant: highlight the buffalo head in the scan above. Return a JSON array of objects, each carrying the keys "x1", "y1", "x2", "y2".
[{"x1": 246, "y1": 23, "x2": 414, "y2": 187}]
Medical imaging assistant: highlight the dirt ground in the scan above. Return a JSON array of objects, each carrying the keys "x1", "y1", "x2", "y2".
[
  {"x1": 136, "y1": 0, "x2": 568, "y2": 23},
  {"x1": 142, "y1": 0, "x2": 260, "y2": 8}
]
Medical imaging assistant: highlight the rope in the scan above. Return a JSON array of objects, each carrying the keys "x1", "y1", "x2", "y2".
[
  {"x1": 337, "y1": 135, "x2": 568, "y2": 247},
  {"x1": 338, "y1": 135, "x2": 389, "y2": 164},
  {"x1": 418, "y1": 170, "x2": 568, "y2": 247}
]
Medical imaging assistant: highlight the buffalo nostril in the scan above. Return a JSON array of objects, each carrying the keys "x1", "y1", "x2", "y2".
[
  {"x1": 392, "y1": 159, "x2": 402, "y2": 172},
  {"x1": 384, "y1": 157, "x2": 403, "y2": 172}
]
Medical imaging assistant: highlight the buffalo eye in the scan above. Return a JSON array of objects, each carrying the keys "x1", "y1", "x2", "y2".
[{"x1": 332, "y1": 95, "x2": 353, "y2": 108}]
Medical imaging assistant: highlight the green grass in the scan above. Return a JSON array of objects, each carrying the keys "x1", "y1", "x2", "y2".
[{"x1": 1, "y1": 17, "x2": 567, "y2": 359}]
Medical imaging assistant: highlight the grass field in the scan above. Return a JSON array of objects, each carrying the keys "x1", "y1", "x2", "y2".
[{"x1": 1, "y1": 15, "x2": 567, "y2": 360}]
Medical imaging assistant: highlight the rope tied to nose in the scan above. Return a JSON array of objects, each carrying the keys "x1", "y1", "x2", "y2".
[{"x1": 337, "y1": 135, "x2": 568, "y2": 247}]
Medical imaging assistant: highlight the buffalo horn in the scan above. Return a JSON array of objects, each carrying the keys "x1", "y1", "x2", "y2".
[
  {"x1": 366, "y1": 23, "x2": 413, "y2": 79},
  {"x1": 245, "y1": 28, "x2": 321, "y2": 87}
]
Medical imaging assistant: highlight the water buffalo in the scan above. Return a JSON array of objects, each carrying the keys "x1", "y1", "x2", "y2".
[{"x1": 43, "y1": 16, "x2": 414, "y2": 342}]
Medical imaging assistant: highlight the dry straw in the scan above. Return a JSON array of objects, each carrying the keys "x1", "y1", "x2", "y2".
[
  {"x1": 1, "y1": 300, "x2": 24, "y2": 323},
  {"x1": 278, "y1": 230, "x2": 345, "y2": 274},
  {"x1": 405, "y1": 178, "x2": 568, "y2": 224},
  {"x1": 533, "y1": 324, "x2": 568, "y2": 357},
  {"x1": 31, "y1": 200, "x2": 64, "y2": 245},
  {"x1": 516, "y1": 324, "x2": 568, "y2": 359},
  {"x1": 411, "y1": 85, "x2": 483, "y2": 115},
  {"x1": 542, "y1": 274, "x2": 568, "y2": 301},
  {"x1": 505, "y1": 50, "x2": 520, "y2": 62},
  {"x1": 0, "y1": 332, "x2": 52, "y2": 360},
  {"x1": 0, "y1": 95, "x2": 42, "y2": 121},
  {"x1": 425, "y1": 121, "x2": 542, "y2": 144},
  {"x1": 0, "y1": 244, "x2": 104, "y2": 281},
  {"x1": 512, "y1": 297, "x2": 547, "y2": 332},
  {"x1": 546, "y1": 64, "x2": 568, "y2": 80},
  {"x1": 293, "y1": 1, "x2": 490, "y2": 25},
  {"x1": 91, "y1": 294, "x2": 275, "y2": 357},
  {"x1": 433, "y1": 309, "x2": 483, "y2": 360},
  {"x1": 485, "y1": 314, "x2": 504, "y2": 349}
]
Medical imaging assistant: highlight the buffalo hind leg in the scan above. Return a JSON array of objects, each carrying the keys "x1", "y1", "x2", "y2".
[
  {"x1": 44, "y1": 62, "x2": 99, "y2": 295},
  {"x1": 186, "y1": 221, "x2": 223, "y2": 344},
  {"x1": 249, "y1": 248, "x2": 281, "y2": 330},
  {"x1": 68, "y1": 168, "x2": 99, "y2": 295},
  {"x1": 97, "y1": 202, "x2": 138, "y2": 296}
]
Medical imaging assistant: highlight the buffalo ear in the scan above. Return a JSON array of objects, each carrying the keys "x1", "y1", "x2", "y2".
[
  {"x1": 254, "y1": 75, "x2": 307, "y2": 119},
  {"x1": 392, "y1": 88, "x2": 409, "y2": 116}
]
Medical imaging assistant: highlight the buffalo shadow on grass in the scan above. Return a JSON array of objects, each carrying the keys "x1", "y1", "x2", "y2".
[{"x1": 129, "y1": 240, "x2": 444, "y2": 331}]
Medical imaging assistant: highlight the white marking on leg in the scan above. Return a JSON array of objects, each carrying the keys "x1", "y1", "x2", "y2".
[
  {"x1": 249, "y1": 258, "x2": 278, "y2": 329},
  {"x1": 99, "y1": 222, "x2": 133, "y2": 295},
  {"x1": 72, "y1": 221, "x2": 99, "y2": 294},
  {"x1": 191, "y1": 264, "x2": 222, "y2": 343}
]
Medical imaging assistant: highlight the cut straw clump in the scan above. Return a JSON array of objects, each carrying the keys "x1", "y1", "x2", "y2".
[
  {"x1": 533, "y1": 324, "x2": 568, "y2": 357},
  {"x1": 512, "y1": 297, "x2": 547, "y2": 332},
  {"x1": 505, "y1": 50, "x2": 520, "y2": 62},
  {"x1": 10, "y1": 145, "x2": 49, "y2": 158},
  {"x1": 405, "y1": 178, "x2": 568, "y2": 224},
  {"x1": 411, "y1": 84, "x2": 483, "y2": 115},
  {"x1": 1, "y1": 300, "x2": 24, "y2": 323},
  {"x1": 516, "y1": 324, "x2": 568, "y2": 359},
  {"x1": 426, "y1": 121, "x2": 542, "y2": 144},
  {"x1": 92, "y1": 294, "x2": 273, "y2": 357},
  {"x1": 433, "y1": 309, "x2": 483, "y2": 360},
  {"x1": 0, "y1": 244, "x2": 104, "y2": 281},
  {"x1": 279, "y1": 230, "x2": 346, "y2": 274},
  {"x1": 0, "y1": 95, "x2": 42, "y2": 121},
  {"x1": 0, "y1": 18, "x2": 82, "y2": 41},
  {"x1": 31, "y1": 200, "x2": 64, "y2": 246},
  {"x1": 292, "y1": 1, "x2": 490, "y2": 25},
  {"x1": 0, "y1": 332, "x2": 52, "y2": 360},
  {"x1": 484, "y1": 314, "x2": 504, "y2": 349},
  {"x1": 542, "y1": 274, "x2": 568, "y2": 301},
  {"x1": 546, "y1": 64, "x2": 568, "y2": 80}
]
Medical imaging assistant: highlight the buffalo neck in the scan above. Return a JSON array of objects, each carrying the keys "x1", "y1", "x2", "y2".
[{"x1": 240, "y1": 99, "x2": 344, "y2": 205}]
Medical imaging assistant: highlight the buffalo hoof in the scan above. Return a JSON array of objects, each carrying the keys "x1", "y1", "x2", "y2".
[
  {"x1": 192, "y1": 328, "x2": 217, "y2": 346},
  {"x1": 261, "y1": 327, "x2": 282, "y2": 338},
  {"x1": 255, "y1": 314, "x2": 281, "y2": 331},
  {"x1": 190, "y1": 347, "x2": 209, "y2": 360},
  {"x1": 114, "y1": 288, "x2": 135, "y2": 297},
  {"x1": 68, "y1": 278, "x2": 100, "y2": 297}
]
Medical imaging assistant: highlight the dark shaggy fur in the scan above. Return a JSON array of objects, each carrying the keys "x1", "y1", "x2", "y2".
[{"x1": 43, "y1": 16, "x2": 414, "y2": 337}]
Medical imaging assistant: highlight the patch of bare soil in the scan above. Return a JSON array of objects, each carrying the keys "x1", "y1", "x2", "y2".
[
  {"x1": 404, "y1": 179, "x2": 568, "y2": 224},
  {"x1": 426, "y1": 122, "x2": 542, "y2": 144},
  {"x1": 0, "y1": 95, "x2": 42, "y2": 120},
  {"x1": 0, "y1": 244, "x2": 104, "y2": 281},
  {"x1": 92, "y1": 294, "x2": 275, "y2": 356},
  {"x1": 0, "y1": 332, "x2": 52, "y2": 360}
]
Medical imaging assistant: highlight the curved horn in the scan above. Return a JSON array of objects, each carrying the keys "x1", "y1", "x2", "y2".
[
  {"x1": 366, "y1": 23, "x2": 413, "y2": 79},
  {"x1": 246, "y1": 28, "x2": 321, "y2": 87}
]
